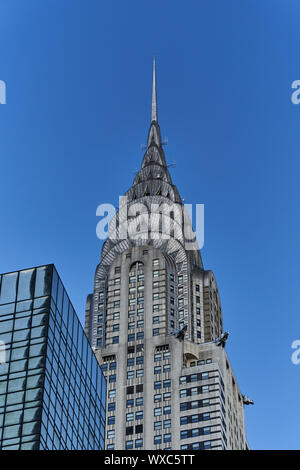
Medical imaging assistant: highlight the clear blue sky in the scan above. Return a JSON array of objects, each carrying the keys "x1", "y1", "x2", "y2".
[{"x1": 0, "y1": 0, "x2": 299, "y2": 450}]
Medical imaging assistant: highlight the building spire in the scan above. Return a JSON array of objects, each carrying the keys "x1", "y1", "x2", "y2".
[
  {"x1": 147, "y1": 57, "x2": 162, "y2": 149},
  {"x1": 151, "y1": 57, "x2": 157, "y2": 122}
]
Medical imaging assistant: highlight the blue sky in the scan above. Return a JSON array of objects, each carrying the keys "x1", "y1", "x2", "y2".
[{"x1": 0, "y1": 0, "x2": 300, "y2": 450}]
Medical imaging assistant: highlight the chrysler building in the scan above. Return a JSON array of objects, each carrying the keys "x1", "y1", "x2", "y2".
[{"x1": 85, "y1": 60, "x2": 250, "y2": 450}]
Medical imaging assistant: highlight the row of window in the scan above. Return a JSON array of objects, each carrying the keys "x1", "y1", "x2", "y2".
[
  {"x1": 125, "y1": 424, "x2": 143, "y2": 435},
  {"x1": 128, "y1": 298, "x2": 144, "y2": 307},
  {"x1": 128, "y1": 320, "x2": 144, "y2": 329},
  {"x1": 112, "y1": 266, "x2": 183, "y2": 283},
  {"x1": 180, "y1": 371, "x2": 210, "y2": 384},
  {"x1": 101, "y1": 312, "x2": 120, "y2": 322},
  {"x1": 128, "y1": 308, "x2": 144, "y2": 317},
  {"x1": 128, "y1": 332, "x2": 144, "y2": 342},
  {"x1": 154, "y1": 364, "x2": 171, "y2": 374},
  {"x1": 154, "y1": 379, "x2": 171, "y2": 389},
  {"x1": 179, "y1": 384, "x2": 212, "y2": 397},
  {"x1": 154, "y1": 392, "x2": 171, "y2": 402},
  {"x1": 128, "y1": 282, "x2": 145, "y2": 296},
  {"x1": 126, "y1": 397, "x2": 143, "y2": 407},
  {"x1": 98, "y1": 324, "x2": 119, "y2": 334},
  {"x1": 106, "y1": 360, "x2": 170, "y2": 376},
  {"x1": 126, "y1": 411, "x2": 143, "y2": 421},
  {"x1": 154, "y1": 406, "x2": 171, "y2": 416},
  {"x1": 125, "y1": 439, "x2": 143, "y2": 449},
  {"x1": 181, "y1": 441, "x2": 212, "y2": 450},
  {"x1": 154, "y1": 351, "x2": 171, "y2": 361},
  {"x1": 120, "y1": 258, "x2": 159, "y2": 266},
  {"x1": 154, "y1": 419, "x2": 171, "y2": 430},
  {"x1": 180, "y1": 426, "x2": 214, "y2": 439},
  {"x1": 154, "y1": 434, "x2": 171, "y2": 445},
  {"x1": 127, "y1": 384, "x2": 143, "y2": 395},
  {"x1": 129, "y1": 275, "x2": 144, "y2": 283},
  {"x1": 180, "y1": 412, "x2": 211, "y2": 425},
  {"x1": 189, "y1": 358, "x2": 212, "y2": 368},
  {"x1": 127, "y1": 369, "x2": 144, "y2": 379},
  {"x1": 180, "y1": 398, "x2": 211, "y2": 411},
  {"x1": 128, "y1": 345, "x2": 144, "y2": 354},
  {"x1": 127, "y1": 356, "x2": 143, "y2": 366}
]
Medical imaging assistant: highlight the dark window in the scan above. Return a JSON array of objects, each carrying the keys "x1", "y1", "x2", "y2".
[
  {"x1": 136, "y1": 384, "x2": 143, "y2": 393},
  {"x1": 135, "y1": 424, "x2": 143, "y2": 434},
  {"x1": 127, "y1": 386, "x2": 134, "y2": 395},
  {"x1": 126, "y1": 426, "x2": 134, "y2": 435}
]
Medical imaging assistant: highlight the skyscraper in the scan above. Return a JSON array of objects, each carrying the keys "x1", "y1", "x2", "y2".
[
  {"x1": 0, "y1": 265, "x2": 106, "y2": 450},
  {"x1": 85, "y1": 60, "x2": 250, "y2": 450}
]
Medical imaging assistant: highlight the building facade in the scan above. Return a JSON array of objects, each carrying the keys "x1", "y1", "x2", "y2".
[
  {"x1": 85, "y1": 61, "x2": 249, "y2": 450},
  {"x1": 0, "y1": 264, "x2": 106, "y2": 450}
]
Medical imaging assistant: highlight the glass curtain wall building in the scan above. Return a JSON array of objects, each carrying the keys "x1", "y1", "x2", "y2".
[{"x1": 0, "y1": 264, "x2": 106, "y2": 450}]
